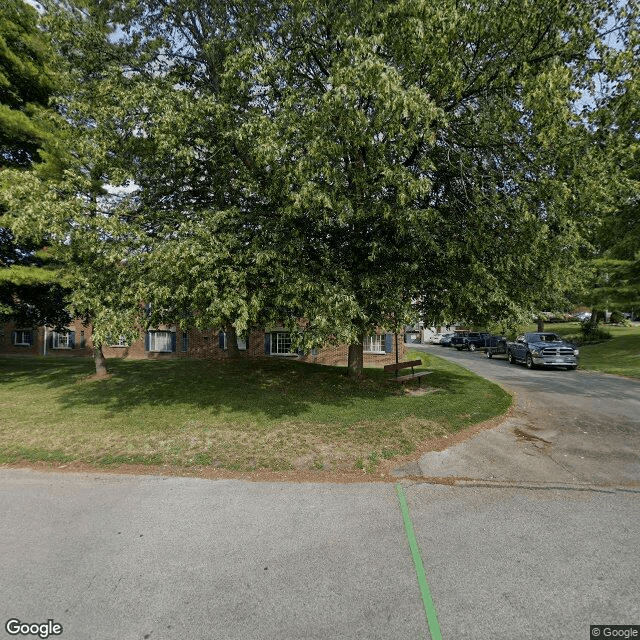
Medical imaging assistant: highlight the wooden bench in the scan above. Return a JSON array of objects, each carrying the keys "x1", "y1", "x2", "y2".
[{"x1": 384, "y1": 359, "x2": 433, "y2": 385}]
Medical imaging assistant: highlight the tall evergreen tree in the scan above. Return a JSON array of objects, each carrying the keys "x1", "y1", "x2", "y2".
[{"x1": 0, "y1": 0, "x2": 70, "y2": 327}]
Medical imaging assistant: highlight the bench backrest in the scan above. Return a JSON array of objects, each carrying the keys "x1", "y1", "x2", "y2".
[{"x1": 383, "y1": 359, "x2": 422, "y2": 373}]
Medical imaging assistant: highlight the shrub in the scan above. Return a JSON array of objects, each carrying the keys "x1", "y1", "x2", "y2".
[
  {"x1": 580, "y1": 323, "x2": 612, "y2": 341},
  {"x1": 609, "y1": 311, "x2": 631, "y2": 325}
]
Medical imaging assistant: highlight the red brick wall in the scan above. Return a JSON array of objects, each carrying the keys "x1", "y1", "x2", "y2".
[
  {"x1": 0, "y1": 319, "x2": 93, "y2": 357},
  {"x1": 297, "y1": 340, "x2": 405, "y2": 366},
  {"x1": 46, "y1": 318, "x2": 94, "y2": 357},
  {"x1": 2, "y1": 321, "x2": 405, "y2": 368},
  {"x1": 0, "y1": 322, "x2": 41, "y2": 356}
]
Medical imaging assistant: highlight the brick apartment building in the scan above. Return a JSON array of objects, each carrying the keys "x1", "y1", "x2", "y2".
[{"x1": 0, "y1": 319, "x2": 405, "y2": 366}]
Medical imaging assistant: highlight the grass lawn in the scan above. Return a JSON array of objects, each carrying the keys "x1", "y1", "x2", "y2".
[
  {"x1": 537, "y1": 322, "x2": 640, "y2": 379},
  {"x1": 0, "y1": 350, "x2": 510, "y2": 475}
]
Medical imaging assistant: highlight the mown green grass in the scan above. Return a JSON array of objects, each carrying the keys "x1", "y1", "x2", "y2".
[
  {"x1": 534, "y1": 322, "x2": 640, "y2": 378},
  {"x1": 0, "y1": 352, "x2": 511, "y2": 474}
]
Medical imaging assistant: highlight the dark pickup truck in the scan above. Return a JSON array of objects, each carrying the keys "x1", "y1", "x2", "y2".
[
  {"x1": 506, "y1": 332, "x2": 579, "y2": 370},
  {"x1": 450, "y1": 331, "x2": 492, "y2": 351}
]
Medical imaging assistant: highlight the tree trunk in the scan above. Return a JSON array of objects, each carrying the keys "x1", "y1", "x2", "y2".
[
  {"x1": 347, "y1": 341, "x2": 364, "y2": 381},
  {"x1": 588, "y1": 308, "x2": 600, "y2": 327},
  {"x1": 536, "y1": 316, "x2": 545, "y2": 332},
  {"x1": 94, "y1": 344, "x2": 109, "y2": 377}
]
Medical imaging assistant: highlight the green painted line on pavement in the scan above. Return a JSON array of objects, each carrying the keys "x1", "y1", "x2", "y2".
[{"x1": 396, "y1": 483, "x2": 443, "y2": 640}]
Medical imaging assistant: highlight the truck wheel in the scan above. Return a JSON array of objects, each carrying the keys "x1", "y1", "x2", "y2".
[
  {"x1": 469, "y1": 343, "x2": 476, "y2": 352},
  {"x1": 508, "y1": 351, "x2": 515, "y2": 364},
  {"x1": 486, "y1": 351, "x2": 492, "y2": 358},
  {"x1": 526, "y1": 353, "x2": 535, "y2": 369}
]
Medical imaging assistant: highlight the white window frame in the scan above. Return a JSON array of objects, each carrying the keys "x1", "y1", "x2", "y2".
[
  {"x1": 363, "y1": 335, "x2": 385, "y2": 354},
  {"x1": 148, "y1": 330, "x2": 173, "y2": 353},
  {"x1": 108, "y1": 335, "x2": 129, "y2": 348},
  {"x1": 14, "y1": 329, "x2": 33, "y2": 346},
  {"x1": 52, "y1": 330, "x2": 72, "y2": 349},
  {"x1": 271, "y1": 331, "x2": 293, "y2": 355}
]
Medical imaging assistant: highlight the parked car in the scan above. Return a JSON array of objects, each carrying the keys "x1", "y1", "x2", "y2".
[
  {"x1": 449, "y1": 330, "x2": 469, "y2": 350},
  {"x1": 506, "y1": 333, "x2": 579, "y2": 370},
  {"x1": 439, "y1": 333, "x2": 455, "y2": 347},
  {"x1": 429, "y1": 333, "x2": 445, "y2": 344},
  {"x1": 573, "y1": 311, "x2": 592, "y2": 322},
  {"x1": 450, "y1": 331, "x2": 492, "y2": 351}
]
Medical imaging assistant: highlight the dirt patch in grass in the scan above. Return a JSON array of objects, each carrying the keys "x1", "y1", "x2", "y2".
[{"x1": 403, "y1": 387, "x2": 442, "y2": 396}]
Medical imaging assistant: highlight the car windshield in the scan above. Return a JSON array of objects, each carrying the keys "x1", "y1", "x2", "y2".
[{"x1": 526, "y1": 333, "x2": 561, "y2": 342}]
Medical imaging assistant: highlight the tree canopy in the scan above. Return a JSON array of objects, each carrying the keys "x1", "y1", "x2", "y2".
[
  {"x1": 2, "y1": 0, "x2": 637, "y2": 376},
  {"x1": 0, "y1": 0, "x2": 58, "y2": 168},
  {"x1": 579, "y1": 14, "x2": 640, "y2": 320},
  {"x1": 0, "y1": 0, "x2": 70, "y2": 327}
]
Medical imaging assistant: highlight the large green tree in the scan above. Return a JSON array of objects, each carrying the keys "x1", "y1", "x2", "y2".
[
  {"x1": 1, "y1": 1, "x2": 142, "y2": 373},
  {"x1": 579, "y1": 15, "x2": 640, "y2": 324},
  {"x1": 122, "y1": 0, "x2": 629, "y2": 376},
  {"x1": 0, "y1": 0, "x2": 70, "y2": 327},
  {"x1": 4, "y1": 0, "x2": 637, "y2": 378},
  {"x1": 0, "y1": 0, "x2": 56, "y2": 168}
]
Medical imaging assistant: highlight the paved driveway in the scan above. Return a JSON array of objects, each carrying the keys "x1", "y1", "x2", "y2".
[
  {"x1": 1, "y1": 469, "x2": 638, "y2": 640},
  {"x1": 402, "y1": 344, "x2": 640, "y2": 488}
]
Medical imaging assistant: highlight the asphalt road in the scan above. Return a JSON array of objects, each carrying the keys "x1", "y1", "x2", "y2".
[
  {"x1": 1, "y1": 470, "x2": 638, "y2": 640},
  {"x1": 1, "y1": 348, "x2": 639, "y2": 640},
  {"x1": 403, "y1": 343, "x2": 640, "y2": 488}
]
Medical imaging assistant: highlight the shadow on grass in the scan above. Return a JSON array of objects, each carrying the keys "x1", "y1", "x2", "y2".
[{"x1": 0, "y1": 355, "x2": 474, "y2": 423}]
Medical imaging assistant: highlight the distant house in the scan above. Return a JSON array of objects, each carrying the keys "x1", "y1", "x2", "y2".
[
  {"x1": 0, "y1": 319, "x2": 405, "y2": 366},
  {"x1": 404, "y1": 321, "x2": 462, "y2": 344}
]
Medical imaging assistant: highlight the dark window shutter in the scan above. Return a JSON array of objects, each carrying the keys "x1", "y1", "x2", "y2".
[
  {"x1": 264, "y1": 333, "x2": 271, "y2": 354},
  {"x1": 145, "y1": 332, "x2": 150, "y2": 351},
  {"x1": 171, "y1": 332, "x2": 177, "y2": 352},
  {"x1": 219, "y1": 331, "x2": 226, "y2": 349},
  {"x1": 48, "y1": 333, "x2": 54, "y2": 348},
  {"x1": 11, "y1": 331, "x2": 16, "y2": 345},
  {"x1": 385, "y1": 333, "x2": 393, "y2": 353},
  {"x1": 181, "y1": 332, "x2": 189, "y2": 352},
  {"x1": 69, "y1": 331, "x2": 76, "y2": 348},
  {"x1": 144, "y1": 303, "x2": 151, "y2": 317}
]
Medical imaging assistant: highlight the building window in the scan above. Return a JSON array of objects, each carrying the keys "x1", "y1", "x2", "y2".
[
  {"x1": 52, "y1": 330, "x2": 74, "y2": 349},
  {"x1": 13, "y1": 329, "x2": 33, "y2": 346},
  {"x1": 108, "y1": 335, "x2": 129, "y2": 347},
  {"x1": 148, "y1": 331, "x2": 173, "y2": 352},
  {"x1": 181, "y1": 332, "x2": 189, "y2": 352},
  {"x1": 272, "y1": 332, "x2": 292, "y2": 355},
  {"x1": 363, "y1": 335, "x2": 385, "y2": 354}
]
